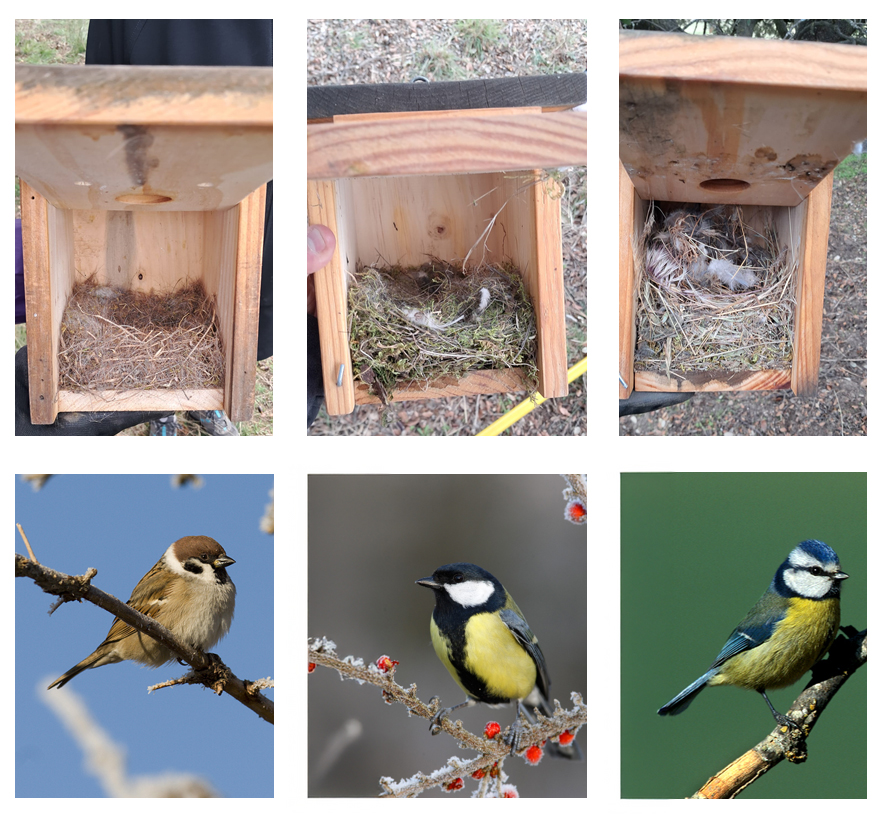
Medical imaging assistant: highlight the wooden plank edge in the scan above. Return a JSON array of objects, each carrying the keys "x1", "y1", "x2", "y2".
[
  {"x1": 308, "y1": 109, "x2": 586, "y2": 179},
  {"x1": 354, "y1": 368, "x2": 531, "y2": 405},
  {"x1": 634, "y1": 369, "x2": 792, "y2": 392},
  {"x1": 58, "y1": 388, "x2": 223, "y2": 413}
]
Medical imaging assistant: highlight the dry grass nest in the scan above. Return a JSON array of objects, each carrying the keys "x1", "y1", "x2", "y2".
[
  {"x1": 635, "y1": 203, "x2": 798, "y2": 373},
  {"x1": 348, "y1": 259, "x2": 538, "y2": 403},
  {"x1": 58, "y1": 278, "x2": 224, "y2": 392}
]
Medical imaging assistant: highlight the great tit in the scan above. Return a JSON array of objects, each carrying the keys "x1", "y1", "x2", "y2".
[
  {"x1": 416, "y1": 562, "x2": 580, "y2": 759},
  {"x1": 658, "y1": 539, "x2": 849, "y2": 729}
]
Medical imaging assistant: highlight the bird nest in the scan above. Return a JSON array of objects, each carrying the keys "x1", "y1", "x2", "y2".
[
  {"x1": 634, "y1": 203, "x2": 798, "y2": 373},
  {"x1": 58, "y1": 278, "x2": 224, "y2": 393},
  {"x1": 348, "y1": 260, "x2": 538, "y2": 403}
]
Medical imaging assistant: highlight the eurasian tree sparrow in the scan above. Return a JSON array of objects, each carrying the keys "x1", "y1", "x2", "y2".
[{"x1": 48, "y1": 536, "x2": 236, "y2": 689}]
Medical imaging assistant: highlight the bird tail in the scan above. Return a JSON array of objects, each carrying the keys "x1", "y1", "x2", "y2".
[{"x1": 657, "y1": 668, "x2": 718, "y2": 716}]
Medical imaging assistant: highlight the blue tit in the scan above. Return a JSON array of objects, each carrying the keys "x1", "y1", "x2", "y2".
[
  {"x1": 658, "y1": 540, "x2": 848, "y2": 729},
  {"x1": 416, "y1": 562, "x2": 580, "y2": 759}
]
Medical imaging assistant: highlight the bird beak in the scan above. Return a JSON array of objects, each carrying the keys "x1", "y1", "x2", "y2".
[
  {"x1": 836, "y1": 570, "x2": 849, "y2": 581},
  {"x1": 416, "y1": 576, "x2": 440, "y2": 589},
  {"x1": 215, "y1": 555, "x2": 236, "y2": 568}
]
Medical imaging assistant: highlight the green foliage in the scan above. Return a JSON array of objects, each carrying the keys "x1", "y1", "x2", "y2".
[
  {"x1": 455, "y1": 19, "x2": 504, "y2": 58},
  {"x1": 835, "y1": 153, "x2": 867, "y2": 179}
]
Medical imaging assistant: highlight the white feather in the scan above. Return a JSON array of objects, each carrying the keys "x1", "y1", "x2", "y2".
[{"x1": 706, "y1": 259, "x2": 759, "y2": 291}]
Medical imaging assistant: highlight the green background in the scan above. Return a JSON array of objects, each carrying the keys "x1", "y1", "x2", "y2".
[{"x1": 621, "y1": 472, "x2": 867, "y2": 799}]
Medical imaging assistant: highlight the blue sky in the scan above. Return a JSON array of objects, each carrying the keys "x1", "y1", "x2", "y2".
[{"x1": 15, "y1": 474, "x2": 274, "y2": 798}]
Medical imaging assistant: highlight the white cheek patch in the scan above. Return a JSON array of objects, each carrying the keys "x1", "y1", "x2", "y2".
[
  {"x1": 445, "y1": 579, "x2": 495, "y2": 608},
  {"x1": 784, "y1": 566, "x2": 833, "y2": 599},
  {"x1": 164, "y1": 544, "x2": 188, "y2": 576}
]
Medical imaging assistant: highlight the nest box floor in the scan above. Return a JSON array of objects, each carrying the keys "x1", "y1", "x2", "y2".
[
  {"x1": 348, "y1": 260, "x2": 538, "y2": 404},
  {"x1": 635, "y1": 202, "x2": 797, "y2": 374},
  {"x1": 58, "y1": 279, "x2": 224, "y2": 393}
]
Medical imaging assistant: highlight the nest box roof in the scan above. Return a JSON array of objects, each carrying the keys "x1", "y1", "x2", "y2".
[{"x1": 619, "y1": 32, "x2": 866, "y2": 206}]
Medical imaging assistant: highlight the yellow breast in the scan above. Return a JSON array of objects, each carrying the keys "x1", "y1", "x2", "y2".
[
  {"x1": 464, "y1": 612, "x2": 537, "y2": 700},
  {"x1": 432, "y1": 611, "x2": 537, "y2": 702},
  {"x1": 713, "y1": 597, "x2": 840, "y2": 691}
]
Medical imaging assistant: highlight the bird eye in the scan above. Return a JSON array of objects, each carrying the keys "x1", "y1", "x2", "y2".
[
  {"x1": 809, "y1": 566, "x2": 824, "y2": 576},
  {"x1": 200, "y1": 553, "x2": 210, "y2": 562}
]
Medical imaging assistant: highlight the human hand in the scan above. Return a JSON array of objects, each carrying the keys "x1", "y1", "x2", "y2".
[{"x1": 307, "y1": 224, "x2": 336, "y2": 316}]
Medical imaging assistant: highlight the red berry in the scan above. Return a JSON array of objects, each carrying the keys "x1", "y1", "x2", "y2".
[
  {"x1": 565, "y1": 499, "x2": 586, "y2": 524},
  {"x1": 308, "y1": 662, "x2": 316, "y2": 673},
  {"x1": 444, "y1": 777, "x2": 464, "y2": 791},
  {"x1": 484, "y1": 721, "x2": 501, "y2": 739},
  {"x1": 376, "y1": 655, "x2": 399, "y2": 672},
  {"x1": 524, "y1": 745, "x2": 543, "y2": 765}
]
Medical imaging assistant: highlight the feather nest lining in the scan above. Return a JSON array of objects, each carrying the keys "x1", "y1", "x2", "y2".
[{"x1": 634, "y1": 202, "x2": 798, "y2": 373}]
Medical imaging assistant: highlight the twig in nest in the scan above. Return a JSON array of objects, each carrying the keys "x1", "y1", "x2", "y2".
[{"x1": 461, "y1": 172, "x2": 561, "y2": 273}]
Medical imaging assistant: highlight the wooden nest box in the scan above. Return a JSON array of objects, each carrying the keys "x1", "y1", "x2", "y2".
[
  {"x1": 619, "y1": 32, "x2": 866, "y2": 398},
  {"x1": 307, "y1": 75, "x2": 586, "y2": 415},
  {"x1": 16, "y1": 64, "x2": 272, "y2": 423}
]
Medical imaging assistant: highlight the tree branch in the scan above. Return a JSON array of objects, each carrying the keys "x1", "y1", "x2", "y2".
[
  {"x1": 16, "y1": 551, "x2": 274, "y2": 724},
  {"x1": 308, "y1": 637, "x2": 586, "y2": 797},
  {"x1": 691, "y1": 626, "x2": 867, "y2": 798}
]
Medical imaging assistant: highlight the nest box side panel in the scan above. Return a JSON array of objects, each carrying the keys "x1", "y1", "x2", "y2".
[
  {"x1": 619, "y1": 32, "x2": 866, "y2": 207},
  {"x1": 21, "y1": 180, "x2": 75, "y2": 424},
  {"x1": 202, "y1": 207, "x2": 236, "y2": 387},
  {"x1": 791, "y1": 172, "x2": 833, "y2": 397},
  {"x1": 618, "y1": 162, "x2": 640, "y2": 399},
  {"x1": 308, "y1": 179, "x2": 355, "y2": 416},
  {"x1": 529, "y1": 173, "x2": 568, "y2": 397},
  {"x1": 221, "y1": 186, "x2": 266, "y2": 422}
]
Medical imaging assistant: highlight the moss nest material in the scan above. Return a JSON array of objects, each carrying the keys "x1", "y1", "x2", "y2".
[
  {"x1": 635, "y1": 203, "x2": 798, "y2": 374},
  {"x1": 348, "y1": 260, "x2": 538, "y2": 402},
  {"x1": 58, "y1": 278, "x2": 224, "y2": 392}
]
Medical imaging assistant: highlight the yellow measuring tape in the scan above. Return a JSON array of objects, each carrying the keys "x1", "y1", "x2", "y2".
[{"x1": 476, "y1": 357, "x2": 587, "y2": 436}]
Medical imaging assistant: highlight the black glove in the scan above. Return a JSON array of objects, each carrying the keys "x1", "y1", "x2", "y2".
[
  {"x1": 307, "y1": 315, "x2": 324, "y2": 428},
  {"x1": 15, "y1": 345, "x2": 166, "y2": 436},
  {"x1": 619, "y1": 390, "x2": 694, "y2": 417}
]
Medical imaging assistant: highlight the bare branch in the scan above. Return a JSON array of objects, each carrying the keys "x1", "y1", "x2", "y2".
[
  {"x1": 308, "y1": 637, "x2": 586, "y2": 797},
  {"x1": 690, "y1": 626, "x2": 867, "y2": 798},
  {"x1": 16, "y1": 551, "x2": 274, "y2": 724}
]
